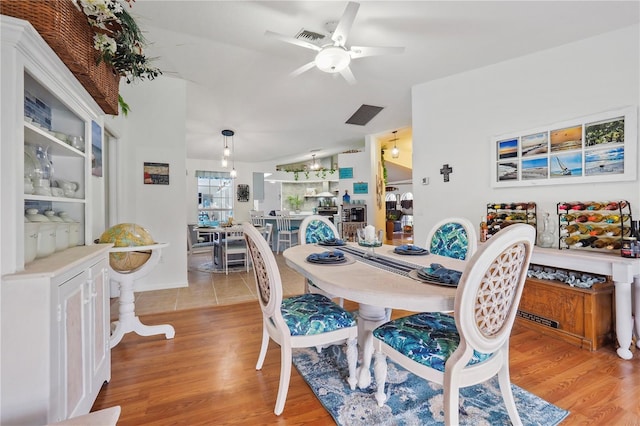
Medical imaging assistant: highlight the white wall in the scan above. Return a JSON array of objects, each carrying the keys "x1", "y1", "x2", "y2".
[
  {"x1": 115, "y1": 76, "x2": 188, "y2": 291},
  {"x1": 411, "y1": 24, "x2": 640, "y2": 247}
]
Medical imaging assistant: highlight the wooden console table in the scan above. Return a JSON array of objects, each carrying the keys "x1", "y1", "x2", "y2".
[{"x1": 530, "y1": 247, "x2": 640, "y2": 359}]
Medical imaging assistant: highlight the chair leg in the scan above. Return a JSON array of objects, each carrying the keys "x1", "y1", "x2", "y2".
[
  {"x1": 373, "y1": 351, "x2": 387, "y2": 406},
  {"x1": 443, "y1": 371, "x2": 461, "y2": 426},
  {"x1": 274, "y1": 344, "x2": 292, "y2": 415},
  {"x1": 498, "y1": 363, "x2": 523, "y2": 425},
  {"x1": 255, "y1": 326, "x2": 269, "y2": 370},
  {"x1": 346, "y1": 337, "x2": 358, "y2": 390}
]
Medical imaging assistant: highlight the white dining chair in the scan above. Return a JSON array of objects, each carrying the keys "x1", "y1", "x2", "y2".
[
  {"x1": 299, "y1": 215, "x2": 343, "y2": 307},
  {"x1": 250, "y1": 210, "x2": 265, "y2": 227},
  {"x1": 263, "y1": 222, "x2": 274, "y2": 248},
  {"x1": 243, "y1": 222, "x2": 358, "y2": 415},
  {"x1": 275, "y1": 215, "x2": 299, "y2": 253},
  {"x1": 187, "y1": 225, "x2": 214, "y2": 259},
  {"x1": 426, "y1": 217, "x2": 478, "y2": 260},
  {"x1": 223, "y1": 228, "x2": 248, "y2": 275},
  {"x1": 373, "y1": 223, "x2": 535, "y2": 425}
]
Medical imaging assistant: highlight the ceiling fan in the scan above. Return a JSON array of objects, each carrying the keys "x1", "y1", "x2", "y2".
[{"x1": 265, "y1": 1, "x2": 404, "y2": 84}]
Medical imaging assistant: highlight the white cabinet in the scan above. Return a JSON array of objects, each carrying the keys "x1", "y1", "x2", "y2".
[
  {"x1": 1, "y1": 16, "x2": 111, "y2": 425},
  {"x1": 1, "y1": 15, "x2": 104, "y2": 275},
  {"x1": 1, "y1": 245, "x2": 112, "y2": 425}
]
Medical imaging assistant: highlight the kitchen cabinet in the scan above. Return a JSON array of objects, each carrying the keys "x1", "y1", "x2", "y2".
[{"x1": 1, "y1": 245, "x2": 112, "y2": 425}]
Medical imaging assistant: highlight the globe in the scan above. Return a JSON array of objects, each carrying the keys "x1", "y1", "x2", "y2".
[{"x1": 99, "y1": 223, "x2": 155, "y2": 272}]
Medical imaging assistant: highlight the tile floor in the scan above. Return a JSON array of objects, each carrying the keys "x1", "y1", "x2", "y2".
[
  {"x1": 109, "y1": 251, "x2": 306, "y2": 320},
  {"x1": 110, "y1": 235, "x2": 414, "y2": 320}
]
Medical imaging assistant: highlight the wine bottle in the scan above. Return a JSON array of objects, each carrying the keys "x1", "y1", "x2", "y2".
[
  {"x1": 606, "y1": 239, "x2": 622, "y2": 250},
  {"x1": 479, "y1": 216, "x2": 488, "y2": 243},
  {"x1": 631, "y1": 220, "x2": 640, "y2": 258},
  {"x1": 586, "y1": 202, "x2": 602, "y2": 211},
  {"x1": 621, "y1": 220, "x2": 637, "y2": 258},
  {"x1": 587, "y1": 213, "x2": 604, "y2": 223},
  {"x1": 561, "y1": 224, "x2": 579, "y2": 236},
  {"x1": 589, "y1": 227, "x2": 605, "y2": 236},
  {"x1": 591, "y1": 238, "x2": 611, "y2": 249},
  {"x1": 605, "y1": 225, "x2": 622, "y2": 236},
  {"x1": 563, "y1": 236, "x2": 580, "y2": 246},
  {"x1": 575, "y1": 236, "x2": 598, "y2": 248}
]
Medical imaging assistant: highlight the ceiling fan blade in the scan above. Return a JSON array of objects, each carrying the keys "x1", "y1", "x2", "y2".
[
  {"x1": 349, "y1": 45, "x2": 405, "y2": 59},
  {"x1": 290, "y1": 61, "x2": 317, "y2": 78},
  {"x1": 265, "y1": 30, "x2": 321, "y2": 51},
  {"x1": 331, "y1": 2, "x2": 360, "y2": 46},
  {"x1": 339, "y1": 66, "x2": 357, "y2": 85}
]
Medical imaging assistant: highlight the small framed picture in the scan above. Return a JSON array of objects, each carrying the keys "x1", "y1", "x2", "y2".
[
  {"x1": 144, "y1": 162, "x2": 170, "y2": 185},
  {"x1": 237, "y1": 184, "x2": 250, "y2": 202}
]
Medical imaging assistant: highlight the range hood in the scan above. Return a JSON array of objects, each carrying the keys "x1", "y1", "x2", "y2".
[{"x1": 317, "y1": 191, "x2": 335, "y2": 197}]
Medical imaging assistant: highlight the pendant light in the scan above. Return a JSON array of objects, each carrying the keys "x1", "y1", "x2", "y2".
[
  {"x1": 310, "y1": 154, "x2": 319, "y2": 170},
  {"x1": 391, "y1": 130, "x2": 400, "y2": 159},
  {"x1": 222, "y1": 129, "x2": 237, "y2": 178}
]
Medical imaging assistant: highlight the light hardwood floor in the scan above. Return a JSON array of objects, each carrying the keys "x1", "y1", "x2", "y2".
[{"x1": 99, "y1": 246, "x2": 640, "y2": 425}]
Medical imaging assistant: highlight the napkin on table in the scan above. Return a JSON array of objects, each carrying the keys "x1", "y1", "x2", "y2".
[
  {"x1": 424, "y1": 263, "x2": 462, "y2": 284},
  {"x1": 307, "y1": 250, "x2": 345, "y2": 262},
  {"x1": 396, "y1": 244, "x2": 425, "y2": 252}
]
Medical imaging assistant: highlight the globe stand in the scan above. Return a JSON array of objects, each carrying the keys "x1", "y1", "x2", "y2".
[{"x1": 109, "y1": 243, "x2": 175, "y2": 348}]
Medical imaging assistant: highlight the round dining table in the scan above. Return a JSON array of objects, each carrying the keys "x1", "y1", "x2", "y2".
[{"x1": 283, "y1": 242, "x2": 467, "y2": 388}]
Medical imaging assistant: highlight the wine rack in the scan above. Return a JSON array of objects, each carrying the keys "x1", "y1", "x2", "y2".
[
  {"x1": 557, "y1": 200, "x2": 631, "y2": 251},
  {"x1": 486, "y1": 202, "x2": 537, "y2": 240}
]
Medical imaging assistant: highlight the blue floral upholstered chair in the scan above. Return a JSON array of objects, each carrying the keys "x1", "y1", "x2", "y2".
[
  {"x1": 373, "y1": 224, "x2": 535, "y2": 425},
  {"x1": 243, "y1": 223, "x2": 357, "y2": 416},
  {"x1": 299, "y1": 215, "x2": 344, "y2": 307},
  {"x1": 426, "y1": 217, "x2": 478, "y2": 260}
]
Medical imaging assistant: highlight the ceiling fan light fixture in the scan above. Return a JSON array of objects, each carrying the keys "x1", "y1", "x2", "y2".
[{"x1": 315, "y1": 46, "x2": 351, "y2": 73}]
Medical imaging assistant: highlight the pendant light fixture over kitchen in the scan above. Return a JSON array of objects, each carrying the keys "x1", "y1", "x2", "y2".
[
  {"x1": 391, "y1": 130, "x2": 400, "y2": 159},
  {"x1": 310, "y1": 154, "x2": 319, "y2": 170},
  {"x1": 222, "y1": 129, "x2": 237, "y2": 178}
]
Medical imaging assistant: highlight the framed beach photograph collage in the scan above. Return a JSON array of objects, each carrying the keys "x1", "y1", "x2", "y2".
[{"x1": 491, "y1": 106, "x2": 637, "y2": 187}]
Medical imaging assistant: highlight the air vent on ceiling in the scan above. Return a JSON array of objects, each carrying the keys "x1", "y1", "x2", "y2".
[
  {"x1": 295, "y1": 29, "x2": 327, "y2": 44},
  {"x1": 345, "y1": 104, "x2": 384, "y2": 126}
]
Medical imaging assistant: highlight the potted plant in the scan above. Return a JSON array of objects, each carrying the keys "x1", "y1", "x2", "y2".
[{"x1": 287, "y1": 195, "x2": 303, "y2": 213}]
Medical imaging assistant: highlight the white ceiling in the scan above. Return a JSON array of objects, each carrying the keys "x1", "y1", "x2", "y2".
[{"x1": 130, "y1": 0, "x2": 639, "y2": 165}]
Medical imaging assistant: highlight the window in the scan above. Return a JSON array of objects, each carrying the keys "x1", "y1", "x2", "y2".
[{"x1": 196, "y1": 170, "x2": 233, "y2": 224}]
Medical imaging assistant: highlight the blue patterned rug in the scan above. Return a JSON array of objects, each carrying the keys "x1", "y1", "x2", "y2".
[{"x1": 292, "y1": 345, "x2": 569, "y2": 425}]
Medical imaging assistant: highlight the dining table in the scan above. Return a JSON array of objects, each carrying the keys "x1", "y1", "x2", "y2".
[
  {"x1": 194, "y1": 224, "x2": 266, "y2": 270},
  {"x1": 283, "y1": 242, "x2": 467, "y2": 388}
]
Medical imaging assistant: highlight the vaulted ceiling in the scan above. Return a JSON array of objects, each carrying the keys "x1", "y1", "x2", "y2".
[{"x1": 131, "y1": 1, "x2": 639, "y2": 166}]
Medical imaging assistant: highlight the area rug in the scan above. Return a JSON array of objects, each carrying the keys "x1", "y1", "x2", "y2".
[
  {"x1": 292, "y1": 345, "x2": 569, "y2": 426},
  {"x1": 194, "y1": 261, "x2": 251, "y2": 274}
]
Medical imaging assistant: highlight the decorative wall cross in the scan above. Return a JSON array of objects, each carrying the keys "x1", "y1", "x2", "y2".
[{"x1": 440, "y1": 164, "x2": 453, "y2": 182}]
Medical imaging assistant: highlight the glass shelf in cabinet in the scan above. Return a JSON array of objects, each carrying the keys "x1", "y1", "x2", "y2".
[
  {"x1": 24, "y1": 194, "x2": 86, "y2": 203},
  {"x1": 24, "y1": 123, "x2": 85, "y2": 158}
]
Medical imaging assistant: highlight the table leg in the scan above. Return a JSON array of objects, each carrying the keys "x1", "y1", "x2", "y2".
[
  {"x1": 356, "y1": 304, "x2": 388, "y2": 389},
  {"x1": 614, "y1": 279, "x2": 634, "y2": 359},
  {"x1": 110, "y1": 274, "x2": 175, "y2": 348}
]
